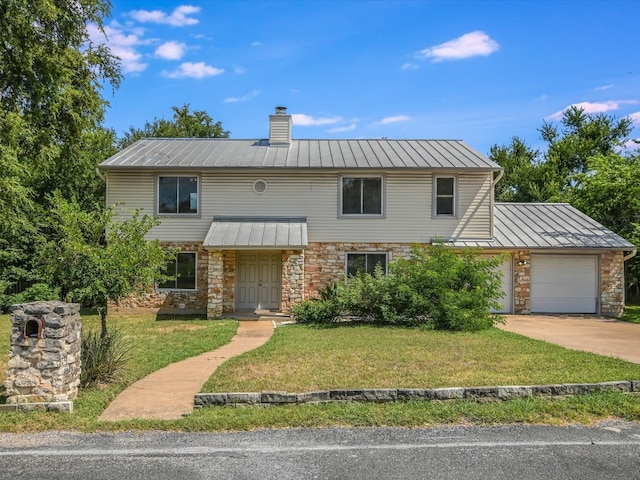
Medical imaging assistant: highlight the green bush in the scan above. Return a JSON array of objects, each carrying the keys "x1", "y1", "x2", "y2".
[
  {"x1": 293, "y1": 242, "x2": 505, "y2": 331},
  {"x1": 292, "y1": 299, "x2": 342, "y2": 324},
  {"x1": 0, "y1": 283, "x2": 61, "y2": 312},
  {"x1": 80, "y1": 329, "x2": 131, "y2": 387}
]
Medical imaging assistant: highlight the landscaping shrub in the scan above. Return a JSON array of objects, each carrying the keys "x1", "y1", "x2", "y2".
[
  {"x1": 0, "y1": 283, "x2": 61, "y2": 312},
  {"x1": 292, "y1": 242, "x2": 505, "y2": 331},
  {"x1": 80, "y1": 328, "x2": 131, "y2": 387}
]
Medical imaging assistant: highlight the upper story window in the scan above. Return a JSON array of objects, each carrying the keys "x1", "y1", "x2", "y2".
[
  {"x1": 341, "y1": 176, "x2": 383, "y2": 216},
  {"x1": 346, "y1": 253, "x2": 388, "y2": 277},
  {"x1": 434, "y1": 176, "x2": 456, "y2": 217},
  {"x1": 158, "y1": 252, "x2": 197, "y2": 290},
  {"x1": 158, "y1": 176, "x2": 199, "y2": 215}
]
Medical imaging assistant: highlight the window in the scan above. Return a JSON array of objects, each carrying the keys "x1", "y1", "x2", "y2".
[
  {"x1": 158, "y1": 176, "x2": 198, "y2": 215},
  {"x1": 158, "y1": 253, "x2": 197, "y2": 290},
  {"x1": 434, "y1": 176, "x2": 455, "y2": 216},
  {"x1": 341, "y1": 176, "x2": 383, "y2": 216},
  {"x1": 346, "y1": 253, "x2": 388, "y2": 277}
]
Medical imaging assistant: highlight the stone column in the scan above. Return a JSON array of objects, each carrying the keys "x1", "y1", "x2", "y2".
[
  {"x1": 207, "y1": 249, "x2": 224, "y2": 318},
  {"x1": 600, "y1": 251, "x2": 625, "y2": 317},
  {"x1": 5, "y1": 301, "x2": 81, "y2": 405},
  {"x1": 513, "y1": 250, "x2": 531, "y2": 314},
  {"x1": 281, "y1": 250, "x2": 305, "y2": 312}
]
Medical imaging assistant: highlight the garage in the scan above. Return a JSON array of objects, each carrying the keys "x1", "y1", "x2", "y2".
[{"x1": 530, "y1": 255, "x2": 598, "y2": 314}]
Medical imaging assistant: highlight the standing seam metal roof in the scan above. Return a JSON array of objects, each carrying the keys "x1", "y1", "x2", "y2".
[
  {"x1": 99, "y1": 138, "x2": 501, "y2": 170},
  {"x1": 453, "y1": 203, "x2": 634, "y2": 249}
]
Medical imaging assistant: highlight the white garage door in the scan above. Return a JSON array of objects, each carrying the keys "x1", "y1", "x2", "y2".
[
  {"x1": 487, "y1": 255, "x2": 512, "y2": 314},
  {"x1": 531, "y1": 255, "x2": 597, "y2": 314}
]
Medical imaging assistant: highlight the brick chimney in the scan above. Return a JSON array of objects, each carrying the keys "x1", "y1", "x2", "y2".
[{"x1": 269, "y1": 106, "x2": 292, "y2": 146}]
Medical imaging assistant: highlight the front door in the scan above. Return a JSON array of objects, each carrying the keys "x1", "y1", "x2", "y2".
[{"x1": 236, "y1": 251, "x2": 281, "y2": 310}]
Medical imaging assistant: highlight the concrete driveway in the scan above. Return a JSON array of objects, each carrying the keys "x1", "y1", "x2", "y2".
[{"x1": 499, "y1": 315, "x2": 640, "y2": 364}]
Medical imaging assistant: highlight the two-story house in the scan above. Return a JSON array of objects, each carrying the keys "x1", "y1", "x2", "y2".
[{"x1": 100, "y1": 107, "x2": 635, "y2": 318}]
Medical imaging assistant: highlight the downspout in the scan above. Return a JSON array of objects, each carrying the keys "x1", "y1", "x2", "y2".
[
  {"x1": 624, "y1": 248, "x2": 637, "y2": 262},
  {"x1": 95, "y1": 167, "x2": 106, "y2": 183}
]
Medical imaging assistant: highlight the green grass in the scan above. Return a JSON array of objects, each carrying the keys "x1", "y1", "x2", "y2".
[
  {"x1": 0, "y1": 314, "x2": 639, "y2": 432},
  {"x1": 621, "y1": 304, "x2": 640, "y2": 324},
  {"x1": 203, "y1": 324, "x2": 640, "y2": 392},
  {"x1": 0, "y1": 311, "x2": 237, "y2": 432}
]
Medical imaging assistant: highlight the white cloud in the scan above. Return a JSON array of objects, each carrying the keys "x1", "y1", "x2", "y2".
[
  {"x1": 163, "y1": 62, "x2": 224, "y2": 79},
  {"x1": 627, "y1": 111, "x2": 640, "y2": 124},
  {"x1": 87, "y1": 22, "x2": 147, "y2": 73},
  {"x1": 374, "y1": 115, "x2": 411, "y2": 126},
  {"x1": 291, "y1": 114, "x2": 342, "y2": 126},
  {"x1": 401, "y1": 62, "x2": 419, "y2": 71},
  {"x1": 130, "y1": 5, "x2": 200, "y2": 27},
  {"x1": 624, "y1": 139, "x2": 640, "y2": 150},
  {"x1": 547, "y1": 100, "x2": 638, "y2": 120},
  {"x1": 417, "y1": 31, "x2": 499, "y2": 62},
  {"x1": 224, "y1": 90, "x2": 261, "y2": 103},
  {"x1": 155, "y1": 41, "x2": 186, "y2": 60},
  {"x1": 595, "y1": 84, "x2": 614, "y2": 91},
  {"x1": 251, "y1": 41, "x2": 262, "y2": 47},
  {"x1": 328, "y1": 124, "x2": 357, "y2": 133}
]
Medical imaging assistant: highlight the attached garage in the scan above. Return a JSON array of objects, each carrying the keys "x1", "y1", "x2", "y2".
[{"x1": 530, "y1": 254, "x2": 597, "y2": 314}]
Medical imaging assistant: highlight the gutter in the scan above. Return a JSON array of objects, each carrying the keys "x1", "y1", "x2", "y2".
[{"x1": 624, "y1": 248, "x2": 637, "y2": 262}]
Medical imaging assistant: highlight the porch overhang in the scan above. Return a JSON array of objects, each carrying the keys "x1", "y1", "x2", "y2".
[{"x1": 203, "y1": 216, "x2": 308, "y2": 249}]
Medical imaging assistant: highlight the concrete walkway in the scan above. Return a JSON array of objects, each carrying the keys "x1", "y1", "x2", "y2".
[
  {"x1": 500, "y1": 315, "x2": 640, "y2": 364},
  {"x1": 99, "y1": 319, "x2": 275, "y2": 421}
]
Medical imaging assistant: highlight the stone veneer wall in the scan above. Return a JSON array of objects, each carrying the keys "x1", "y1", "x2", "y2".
[
  {"x1": 304, "y1": 242, "x2": 415, "y2": 300},
  {"x1": 513, "y1": 250, "x2": 531, "y2": 314},
  {"x1": 113, "y1": 242, "x2": 209, "y2": 313},
  {"x1": 5, "y1": 301, "x2": 81, "y2": 404},
  {"x1": 207, "y1": 250, "x2": 224, "y2": 318},
  {"x1": 221, "y1": 250, "x2": 236, "y2": 313},
  {"x1": 600, "y1": 251, "x2": 625, "y2": 317}
]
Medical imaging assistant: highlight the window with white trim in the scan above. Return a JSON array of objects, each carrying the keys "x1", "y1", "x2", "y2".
[
  {"x1": 158, "y1": 176, "x2": 198, "y2": 215},
  {"x1": 341, "y1": 176, "x2": 383, "y2": 216},
  {"x1": 346, "y1": 253, "x2": 388, "y2": 277},
  {"x1": 158, "y1": 252, "x2": 197, "y2": 290},
  {"x1": 434, "y1": 176, "x2": 455, "y2": 217}
]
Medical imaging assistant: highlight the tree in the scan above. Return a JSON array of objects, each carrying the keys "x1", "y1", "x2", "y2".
[
  {"x1": 568, "y1": 153, "x2": 640, "y2": 300},
  {"x1": 117, "y1": 104, "x2": 231, "y2": 149},
  {"x1": 491, "y1": 106, "x2": 634, "y2": 202},
  {"x1": 39, "y1": 193, "x2": 171, "y2": 337},
  {"x1": 0, "y1": 0, "x2": 121, "y2": 299}
]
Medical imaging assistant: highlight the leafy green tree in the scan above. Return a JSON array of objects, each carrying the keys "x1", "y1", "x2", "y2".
[
  {"x1": 568, "y1": 153, "x2": 640, "y2": 300},
  {"x1": 0, "y1": 0, "x2": 121, "y2": 299},
  {"x1": 117, "y1": 104, "x2": 231, "y2": 149},
  {"x1": 491, "y1": 106, "x2": 634, "y2": 202},
  {"x1": 39, "y1": 193, "x2": 171, "y2": 337}
]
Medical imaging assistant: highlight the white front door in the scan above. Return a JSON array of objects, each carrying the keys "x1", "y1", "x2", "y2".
[{"x1": 236, "y1": 251, "x2": 281, "y2": 310}]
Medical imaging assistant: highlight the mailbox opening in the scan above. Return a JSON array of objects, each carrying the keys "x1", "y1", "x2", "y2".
[{"x1": 25, "y1": 319, "x2": 42, "y2": 339}]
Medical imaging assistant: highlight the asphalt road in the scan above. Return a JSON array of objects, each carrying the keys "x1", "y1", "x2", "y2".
[{"x1": 1, "y1": 422, "x2": 639, "y2": 479}]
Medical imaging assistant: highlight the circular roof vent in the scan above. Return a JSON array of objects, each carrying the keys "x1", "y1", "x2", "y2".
[{"x1": 253, "y1": 179, "x2": 268, "y2": 194}]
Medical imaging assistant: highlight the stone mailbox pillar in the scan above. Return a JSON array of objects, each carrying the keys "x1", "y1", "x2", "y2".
[{"x1": 4, "y1": 301, "x2": 82, "y2": 408}]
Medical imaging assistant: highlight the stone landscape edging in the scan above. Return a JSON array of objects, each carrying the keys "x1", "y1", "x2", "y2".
[{"x1": 194, "y1": 380, "x2": 640, "y2": 408}]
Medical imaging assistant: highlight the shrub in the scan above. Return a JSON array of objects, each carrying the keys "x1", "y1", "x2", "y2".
[
  {"x1": 292, "y1": 242, "x2": 505, "y2": 331},
  {"x1": 292, "y1": 299, "x2": 342, "y2": 324},
  {"x1": 0, "y1": 283, "x2": 61, "y2": 312},
  {"x1": 80, "y1": 329, "x2": 131, "y2": 387}
]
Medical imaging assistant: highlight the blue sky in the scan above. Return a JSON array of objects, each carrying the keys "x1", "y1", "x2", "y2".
[{"x1": 93, "y1": 0, "x2": 640, "y2": 155}]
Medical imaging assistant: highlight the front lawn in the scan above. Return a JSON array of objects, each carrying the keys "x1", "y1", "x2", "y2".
[
  {"x1": 0, "y1": 311, "x2": 237, "y2": 431},
  {"x1": 203, "y1": 324, "x2": 640, "y2": 393}
]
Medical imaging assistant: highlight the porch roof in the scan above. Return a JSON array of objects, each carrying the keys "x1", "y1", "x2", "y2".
[{"x1": 203, "y1": 216, "x2": 308, "y2": 249}]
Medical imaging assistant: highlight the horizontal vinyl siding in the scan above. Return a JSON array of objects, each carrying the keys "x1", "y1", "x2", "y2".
[{"x1": 106, "y1": 170, "x2": 493, "y2": 243}]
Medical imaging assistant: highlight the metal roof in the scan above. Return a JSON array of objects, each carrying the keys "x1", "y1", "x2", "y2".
[
  {"x1": 203, "y1": 216, "x2": 308, "y2": 249},
  {"x1": 99, "y1": 138, "x2": 500, "y2": 170},
  {"x1": 453, "y1": 203, "x2": 634, "y2": 250}
]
